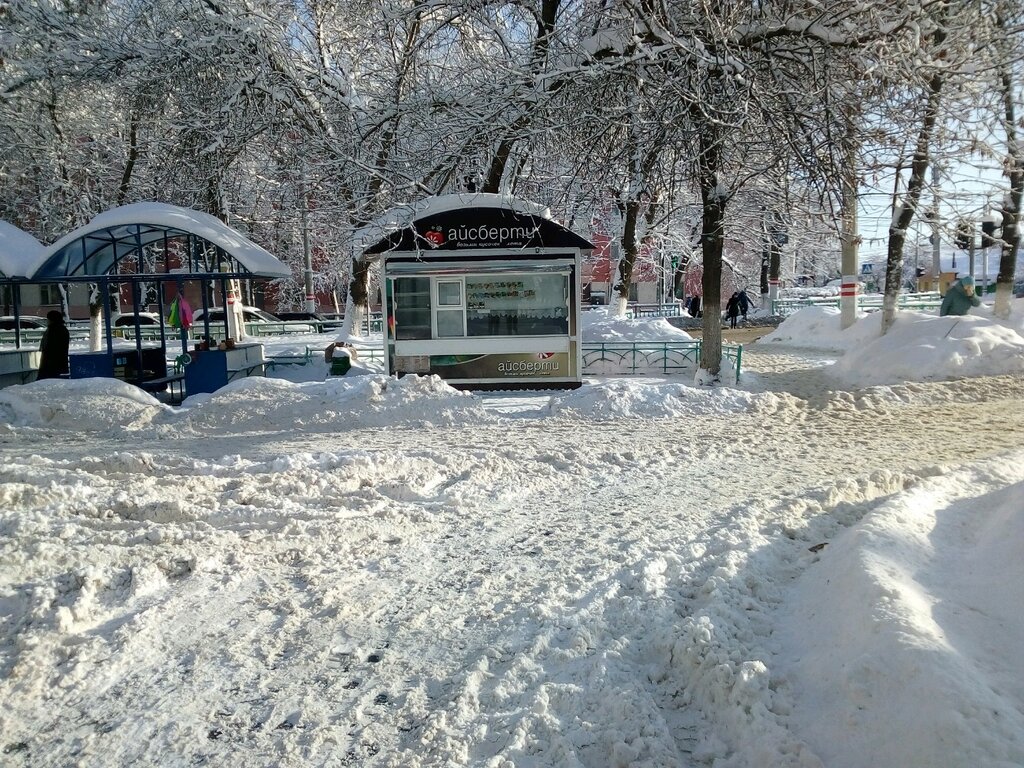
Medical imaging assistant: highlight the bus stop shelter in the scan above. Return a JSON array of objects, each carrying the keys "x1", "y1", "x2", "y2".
[
  {"x1": 24, "y1": 202, "x2": 290, "y2": 397},
  {"x1": 0, "y1": 221, "x2": 45, "y2": 385}
]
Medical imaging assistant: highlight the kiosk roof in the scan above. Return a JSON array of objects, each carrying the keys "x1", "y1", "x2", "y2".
[{"x1": 358, "y1": 193, "x2": 593, "y2": 256}]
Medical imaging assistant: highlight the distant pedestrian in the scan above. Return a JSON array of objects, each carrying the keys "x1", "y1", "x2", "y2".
[
  {"x1": 939, "y1": 275, "x2": 981, "y2": 317},
  {"x1": 737, "y1": 289, "x2": 751, "y2": 322},
  {"x1": 37, "y1": 310, "x2": 70, "y2": 380},
  {"x1": 689, "y1": 295, "x2": 702, "y2": 318},
  {"x1": 725, "y1": 292, "x2": 741, "y2": 328}
]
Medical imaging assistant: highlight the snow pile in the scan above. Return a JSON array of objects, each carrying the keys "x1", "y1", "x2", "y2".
[
  {"x1": 582, "y1": 305, "x2": 692, "y2": 341},
  {"x1": 760, "y1": 305, "x2": 1024, "y2": 386},
  {"x1": 0, "y1": 378, "x2": 171, "y2": 434},
  {"x1": 545, "y1": 379, "x2": 796, "y2": 419},
  {"x1": 774, "y1": 455, "x2": 1024, "y2": 768},
  {"x1": 759, "y1": 306, "x2": 870, "y2": 351},
  {"x1": 179, "y1": 374, "x2": 495, "y2": 433},
  {"x1": 829, "y1": 311, "x2": 1024, "y2": 386}
]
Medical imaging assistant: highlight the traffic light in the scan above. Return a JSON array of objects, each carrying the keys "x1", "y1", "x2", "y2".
[
  {"x1": 954, "y1": 221, "x2": 972, "y2": 251},
  {"x1": 981, "y1": 217, "x2": 999, "y2": 248}
]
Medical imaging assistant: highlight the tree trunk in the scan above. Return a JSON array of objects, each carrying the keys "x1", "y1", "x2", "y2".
[
  {"x1": 697, "y1": 124, "x2": 725, "y2": 381},
  {"x1": 672, "y1": 254, "x2": 690, "y2": 300},
  {"x1": 995, "y1": 55, "x2": 1022, "y2": 320},
  {"x1": 881, "y1": 83, "x2": 941, "y2": 333},
  {"x1": 881, "y1": 15, "x2": 946, "y2": 333},
  {"x1": 613, "y1": 199, "x2": 641, "y2": 316},
  {"x1": 340, "y1": 257, "x2": 372, "y2": 337},
  {"x1": 768, "y1": 224, "x2": 781, "y2": 300}
]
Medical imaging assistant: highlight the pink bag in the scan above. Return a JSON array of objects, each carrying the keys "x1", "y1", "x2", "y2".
[{"x1": 177, "y1": 296, "x2": 194, "y2": 330}]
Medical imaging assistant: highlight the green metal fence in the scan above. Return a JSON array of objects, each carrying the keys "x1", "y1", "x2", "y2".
[
  {"x1": 263, "y1": 342, "x2": 742, "y2": 381},
  {"x1": 581, "y1": 341, "x2": 742, "y2": 381},
  {"x1": 772, "y1": 292, "x2": 942, "y2": 316}
]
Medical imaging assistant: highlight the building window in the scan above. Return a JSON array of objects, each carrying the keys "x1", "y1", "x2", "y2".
[{"x1": 39, "y1": 284, "x2": 62, "y2": 305}]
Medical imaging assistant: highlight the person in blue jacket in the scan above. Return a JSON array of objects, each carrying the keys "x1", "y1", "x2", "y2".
[{"x1": 940, "y1": 275, "x2": 981, "y2": 317}]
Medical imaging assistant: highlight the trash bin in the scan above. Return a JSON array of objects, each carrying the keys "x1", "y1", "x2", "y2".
[{"x1": 331, "y1": 346, "x2": 356, "y2": 376}]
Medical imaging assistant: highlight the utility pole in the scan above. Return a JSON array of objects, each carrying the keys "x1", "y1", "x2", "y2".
[
  {"x1": 300, "y1": 170, "x2": 315, "y2": 313},
  {"x1": 840, "y1": 123, "x2": 859, "y2": 330},
  {"x1": 760, "y1": 206, "x2": 770, "y2": 303},
  {"x1": 930, "y1": 211, "x2": 941, "y2": 289}
]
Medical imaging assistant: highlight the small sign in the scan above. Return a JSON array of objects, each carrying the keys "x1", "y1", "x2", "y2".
[{"x1": 395, "y1": 355, "x2": 430, "y2": 373}]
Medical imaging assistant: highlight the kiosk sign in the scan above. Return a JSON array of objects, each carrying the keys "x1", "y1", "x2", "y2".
[
  {"x1": 409, "y1": 209, "x2": 549, "y2": 250},
  {"x1": 427, "y1": 351, "x2": 574, "y2": 379}
]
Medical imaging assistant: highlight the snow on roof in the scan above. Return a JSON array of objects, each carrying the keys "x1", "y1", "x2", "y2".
[
  {"x1": 30, "y1": 202, "x2": 290, "y2": 279},
  {"x1": 0, "y1": 221, "x2": 45, "y2": 279},
  {"x1": 353, "y1": 193, "x2": 553, "y2": 252}
]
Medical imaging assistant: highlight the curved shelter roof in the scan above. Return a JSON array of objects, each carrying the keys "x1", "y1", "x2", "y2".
[
  {"x1": 0, "y1": 221, "x2": 45, "y2": 279},
  {"x1": 357, "y1": 193, "x2": 593, "y2": 256},
  {"x1": 29, "y1": 202, "x2": 290, "y2": 281}
]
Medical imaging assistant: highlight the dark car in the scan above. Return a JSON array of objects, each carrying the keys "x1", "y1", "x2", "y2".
[{"x1": 275, "y1": 311, "x2": 344, "y2": 331}]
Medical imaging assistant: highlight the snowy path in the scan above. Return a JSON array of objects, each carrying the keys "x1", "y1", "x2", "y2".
[{"x1": 2, "y1": 349, "x2": 1023, "y2": 766}]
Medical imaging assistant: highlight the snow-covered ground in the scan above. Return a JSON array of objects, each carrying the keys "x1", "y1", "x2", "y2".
[{"x1": 1, "y1": 301, "x2": 1023, "y2": 768}]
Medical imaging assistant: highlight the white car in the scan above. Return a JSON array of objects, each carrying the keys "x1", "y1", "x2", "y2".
[
  {"x1": 0, "y1": 315, "x2": 49, "y2": 330},
  {"x1": 193, "y1": 306, "x2": 315, "y2": 334},
  {"x1": 111, "y1": 312, "x2": 162, "y2": 327}
]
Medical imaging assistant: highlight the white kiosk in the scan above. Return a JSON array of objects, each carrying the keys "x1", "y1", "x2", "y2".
[{"x1": 359, "y1": 194, "x2": 593, "y2": 390}]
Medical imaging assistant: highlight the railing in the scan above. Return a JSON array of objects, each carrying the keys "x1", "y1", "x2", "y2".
[
  {"x1": 274, "y1": 341, "x2": 741, "y2": 380},
  {"x1": 581, "y1": 340, "x2": 742, "y2": 381},
  {"x1": 364, "y1": 312, "x2": 384, "y2": 335},
  {"x1": 772, "y1": 292, "x2": 942, "y2": 317},
  {"x1": 265, "y1": 344, "x2": 384, "y2": 371},
  {"x1": 0, "y1": 327, "x2": 92, "y2": 346},
  {"x1": 624, "y1": 302, "x2": 687, "y2": 319}
]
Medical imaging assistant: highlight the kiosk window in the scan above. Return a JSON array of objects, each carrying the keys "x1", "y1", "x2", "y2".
[
  {"x1": 465, "y1": 273, "x2": 568, "y2": 336},
  {"x1": 435, "y1": 280, "x2": 465, "y2": 337},
  {"x1": 393, "y1": 277, "x2": 432, "y2": 340}
]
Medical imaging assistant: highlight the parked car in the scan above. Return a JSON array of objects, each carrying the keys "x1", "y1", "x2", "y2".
[
  {"x1": 111, "y1": 312, "x2": 162, "y2": 327},
  {"x1": 0, "y1": 315, "x2": 49, "y2": 330},
  {"x1": 274, "y1": 311, "x2": 343, "y2": 331},
  {"x1": 193, "y1": 306, "x2": 315, "y2": 334}
]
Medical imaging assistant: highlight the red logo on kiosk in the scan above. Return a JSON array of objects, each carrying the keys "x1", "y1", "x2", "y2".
[
  {"x1": 423, "y1": 228, "x2": 446, "y2": 247},
  {"x1": 537, "y1": 352, "x2": 555, "y2": 360}
]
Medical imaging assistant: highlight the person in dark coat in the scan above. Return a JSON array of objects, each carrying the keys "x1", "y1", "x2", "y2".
[
  {"x1": 37, "y1": 310, "x2": 70, "y2": 380},
  {"x1": 725, "y1": 292, "x2": 741, "y2": 328},
  {"x1": 737, "y1": 289, "x2": 751, "y2": 322},
  {"x1": 689, "y1": 295, "x2": 702, "y2": 318}
]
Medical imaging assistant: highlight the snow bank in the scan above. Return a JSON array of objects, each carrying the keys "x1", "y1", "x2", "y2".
[
  {"x1": 760, "y1": 305, "x2": 1024, "y2": 386},
  {"x1": 0, "y1": 378, "x2": 171, "y2": 434},
  {"x1": 759, "y1": 306, "x2": 870, "y2": 351},
  {"x1": 545, "y1": 379, "x2": 797, "y2": 419},
  {"x1": 774, "y1": 454, "x2": 1024, "y2": 768},
  {"x1": 178, "y1": 374, "x2": 496, "y2": 433},
  {"x1": 829, "y1": 311, "x2": 1024, "y2": 386},
  {"x1": 0, "y1": 374, "x2": 496, "y2": 436},
  {"x1": 582, "y1": 306, "x2": 692, "y2": 342}
]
